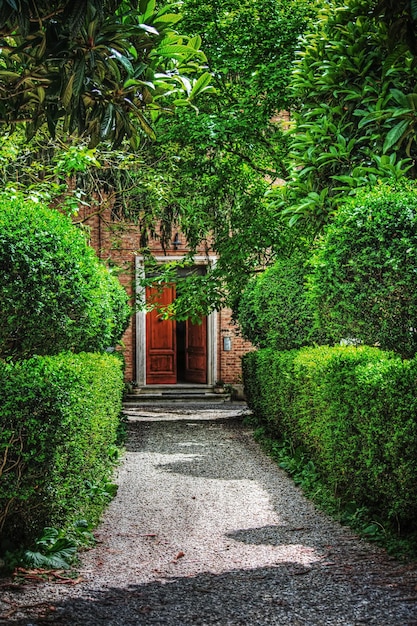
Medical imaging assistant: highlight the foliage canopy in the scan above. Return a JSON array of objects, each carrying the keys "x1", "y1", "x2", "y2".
[
  {"x1": 0, "y1": 0, "x2": 318, "y2": 320},
  {"x1": 135, "y1": 0, "x2": 318, "y2": 314},
  {"x1": 0, "y1": 0, "x2": 209, "y2": 147},
  {"x1": 272, "y1": 0, "x2": 417, "y2": 229}
]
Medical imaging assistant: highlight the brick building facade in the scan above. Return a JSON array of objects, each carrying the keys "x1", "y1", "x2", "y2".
[{"x1": 78, "y1": 205, "x2": 254, "y2": 387}]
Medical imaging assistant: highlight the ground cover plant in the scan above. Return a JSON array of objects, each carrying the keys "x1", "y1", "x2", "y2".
[{"x1": 248, "y1": 421, "x2": 417, "y2": 559}]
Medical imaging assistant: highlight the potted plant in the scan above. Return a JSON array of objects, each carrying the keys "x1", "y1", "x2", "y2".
[{"x1": 213, "y1": 379, "x2": 226, "y2": 394}]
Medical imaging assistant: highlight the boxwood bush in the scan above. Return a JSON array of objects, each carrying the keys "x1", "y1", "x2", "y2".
[
  {"x1": 308, "y1": 185, "x2": 417, "y2": 358},
  {"x1": 243, "y1": 346, "x2": 417, "y2": 531},
  {"x1": 237, "y1": 254, "x2": 329, "y2": 350},
  {"x1": 0, "y1": 196, "x2": 130, "y2": 359},
  {"x1": 0, "y1": 352, "x2": 125, "y2": 550}
]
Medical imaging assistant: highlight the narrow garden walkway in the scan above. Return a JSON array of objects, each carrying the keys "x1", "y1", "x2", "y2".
[{"x1": 1, "y1": 403, "x2": 417, "y2": 625}]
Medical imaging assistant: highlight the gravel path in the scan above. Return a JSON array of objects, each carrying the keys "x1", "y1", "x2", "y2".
[{"x1": 1, "y1": 403, "x2": 417, "y2": 625}]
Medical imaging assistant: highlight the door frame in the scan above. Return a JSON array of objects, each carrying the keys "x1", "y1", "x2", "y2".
[{"x1": 135, "y1": 255, "x2": 217, "y2": 386}]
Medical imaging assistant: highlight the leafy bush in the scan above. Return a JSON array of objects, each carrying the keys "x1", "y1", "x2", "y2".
[
  {"x1": 309, "y1": 185, "x2": 417, "y2": 358},
  {"x1": 237, "y1": 255, "x2": 329, "y2": 350},
  {"x1": 242, "y1": 347, "x2": 298, "y2": 437},
  {"x1": 271, "y1": 0, "x2": 415, "y2": 228},
  {"x1": 0, "y1": 196, "x2": 130, "y2": 359},
  {"x1": 0, "y1": 352, "x2": 124, "y2": 550},
  {"x1": 243, "y1": 345, "x2": 417, "y2": 531}
]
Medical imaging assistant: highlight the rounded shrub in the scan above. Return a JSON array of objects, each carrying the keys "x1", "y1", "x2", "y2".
[
  {"x1": 237, "y1": 254, "x2": 328, "y2": 350},
  {"x1": 309, "y1": 185, "x2": 417, "y2": 358},
  {"x1": 0, "y1": 196, "x2": 130, "y2": 359}
]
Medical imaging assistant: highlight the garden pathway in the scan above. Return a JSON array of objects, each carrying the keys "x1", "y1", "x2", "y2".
[{"x1": 1, "y1": 402, "x2": 417, "y2": 625}]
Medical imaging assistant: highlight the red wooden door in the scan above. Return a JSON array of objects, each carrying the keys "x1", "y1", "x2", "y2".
[
  {"x1": 184, "y1": 317, "x2": 207, "y2": 383},
  {"x1": 146, "y1": 285, "x2": 176, "y2": 384}
]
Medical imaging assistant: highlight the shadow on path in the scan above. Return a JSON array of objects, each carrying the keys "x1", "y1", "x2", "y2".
[
  {"x1": 2, "y1": 417, "x2": 417, "y2": 626},
  {"x1": 4, "y1": 559, "x2": 416, "y2": 626}
]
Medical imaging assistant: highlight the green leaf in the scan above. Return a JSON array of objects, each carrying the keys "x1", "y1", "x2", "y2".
[
  {"x1": 35, "y1": 527, "x2": 59, "y2": 547},
  {"x1": 62, "y1": 74, "x2": 75, "y2": 110},
  {"x1": 383, "y1": 119, "x2": 410, "y2": 152},
  {"x1": 137, "y1": 23, "x2": 159, "y2": 36},
  {"x1": 153, "y1": 13, "x2": 182, "y2": 25},
  {"x1": 110, "y1": 49, "x2": 134, "y2": 75},
  {"x1": 189, "y1": 72, "x2": 213, "y2": 100},
  {"x1": 154, "y1": 44, "x2": 205, "y2": 61},
  {"x1": 101, "y1": 104, "x2": 114, "y2": 139},
  {"x1": 188, "y1": 35, "x2": 202, "y2": 50},
  {"x1": 0, "y1": 70, "x2": 20, "y2": 81},
  {"x1": 390, "y1": 89, "x2": 409, "y2": 107},
  {"x1": 140, "y1": 0, "x2": 156, "y2": 21},
  {"x1": 175, "y1": 75, "x2": 192, "y2": 96},
  {"x1": 134, "y1": 111, "x2": 156, "y2": 140},
  {"x1": 173, "y1": 99, "x2": 190, "y2": 106},
  {"x1": 123, "y1": 78, "x2": 155, "y2": 90},
  {"x1": 72, "y1": 60, "x2": 85, "y2": 96},
  {"x1": 358, "y1": 111, "x2": 383, "y2": 128},
  {"x1": 406, "y1": 93, "x2": 417, "y2": 111}
]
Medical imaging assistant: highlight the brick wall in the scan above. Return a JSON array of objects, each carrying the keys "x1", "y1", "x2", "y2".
[
  {"x1": 217, "y1": 308, "x2": 255, "y2": 385},
  {"x1": 76, "y1": 206, "x2": 255, "y2": 384}
]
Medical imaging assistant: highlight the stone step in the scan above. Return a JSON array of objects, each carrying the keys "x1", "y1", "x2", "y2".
[
  {"x1": 124, "y1": 384, "x2": 231, "y2": 404},
  {"x1": 124, "y1": 384, "x2": 246, "y2": 404},
  {"x1": 124, "y1": 393, "x2": 231, "y2": 404},
  {"x1": 132, "y1": 384, "x2": 211, "y2": 394}
]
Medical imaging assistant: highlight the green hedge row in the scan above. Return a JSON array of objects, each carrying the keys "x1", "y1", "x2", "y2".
[
  {"x1": 242, "y1": 346, "x2": 417, "y2": 531},
  {"x1": 0, "y1": 352, "x2": 124, "y2": 551}
]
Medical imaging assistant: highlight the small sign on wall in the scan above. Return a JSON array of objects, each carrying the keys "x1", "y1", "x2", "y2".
[{"x1": 223, "y1": 336, "x2": 232, "y2": 351}]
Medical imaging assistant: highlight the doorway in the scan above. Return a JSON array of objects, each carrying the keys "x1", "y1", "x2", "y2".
[
  {"x1": 145, "y1": 284, "x2": 208, "y2": 385},
  {"x1": 135, "y1": 256, "x2": 217, "y2": 387}
]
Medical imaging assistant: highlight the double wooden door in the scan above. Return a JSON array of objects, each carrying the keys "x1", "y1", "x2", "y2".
[{"x1": 145, "y1": 285, "x2": 207, "y2": 384}]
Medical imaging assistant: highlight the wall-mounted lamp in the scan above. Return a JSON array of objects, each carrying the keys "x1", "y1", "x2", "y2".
[
  {"x1": 223, "y1": 336, "x2": 232, "y2": 351},
  {"x1": 172, "y1": 233, "x2": 181, "y2": 250}
]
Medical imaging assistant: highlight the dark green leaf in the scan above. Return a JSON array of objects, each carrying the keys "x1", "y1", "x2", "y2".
[{"x1": 383, "y1": 119, "x2": 410, "y2": 152}]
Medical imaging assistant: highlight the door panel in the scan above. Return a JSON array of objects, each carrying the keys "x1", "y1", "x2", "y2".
[
  {"x1": 185, "y1": 317, "x2": 207, "y2": 383},
  {"x1": 146, "y1": 285, "x2": 176, "y2": 384}
]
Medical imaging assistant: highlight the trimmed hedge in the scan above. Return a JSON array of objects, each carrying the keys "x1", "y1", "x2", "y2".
[
  {"x1": 0, "y1": 196, "x2": 130, "y2": 359},
  {"x1": 237, "y1": 255, "x2": 329, "y2": 350},
  {"x1": 243, "y1": 346, "x2": 417, "y2": 530},
  {"x1": 308, "y1": 186, "x2": 417, "y2": 358},
  {"x1": 0, "y1": 352, "x2": 124, "y2": 550}
]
